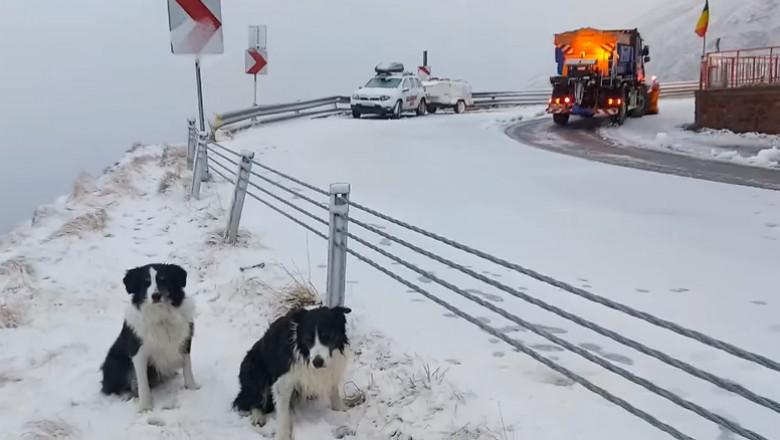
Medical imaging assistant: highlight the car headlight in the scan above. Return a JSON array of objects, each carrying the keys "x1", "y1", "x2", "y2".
[{"x1": 380, "y1": 95, "x2": 391, "y2": 101}]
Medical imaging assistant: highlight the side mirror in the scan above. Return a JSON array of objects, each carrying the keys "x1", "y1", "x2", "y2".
[
  {"x1": 642, "y1": 46, "x2": 650, "y2": 56},
  {"x1": 644, "y1": 56, "x2": 651, "y2": 63}
]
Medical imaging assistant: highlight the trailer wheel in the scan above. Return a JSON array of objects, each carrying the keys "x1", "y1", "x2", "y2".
[
  {"x1": 553, "y1": 113, "x2": 570, "y2": 126},
  {"x1": 454, "y1": 100, "x2": 467, "y2": 114},
  {"x1": 629, "y1": 86, "x2": 649, "y2": 118},
  {"x1": 416, "y1": 99, "x2": 427, "y2": 116}
]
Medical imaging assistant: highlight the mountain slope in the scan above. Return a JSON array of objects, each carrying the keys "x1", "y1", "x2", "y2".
[{"x1": 641, "y1": 0, "x2": 780, "y2": 80}]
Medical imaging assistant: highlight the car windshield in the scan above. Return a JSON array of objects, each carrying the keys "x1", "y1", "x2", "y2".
[{"x1": 364, "y1": 77, "x2": 401, "y2": 88}]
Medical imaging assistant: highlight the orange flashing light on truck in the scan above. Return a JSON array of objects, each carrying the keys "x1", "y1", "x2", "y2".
[{"x1": 547, "y1": 28, "x2": 654, "y2": 126}]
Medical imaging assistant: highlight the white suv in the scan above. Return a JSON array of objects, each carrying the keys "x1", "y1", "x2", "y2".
[{"x1": 351, "y1": 63, "x2": 428, "y2": 119}]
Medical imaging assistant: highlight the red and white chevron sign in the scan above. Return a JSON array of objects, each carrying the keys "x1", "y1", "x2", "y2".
[
  {"x1": 167, "y1": 0, "x2": 224, "y2": 54},
  {"x1": 246, "y1": 48, "x2": 268, "y2": 75}
]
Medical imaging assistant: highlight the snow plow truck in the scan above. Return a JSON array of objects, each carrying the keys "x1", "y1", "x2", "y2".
[{"x1": 547, "y1": 28, "x2": 658, "y2": 126}]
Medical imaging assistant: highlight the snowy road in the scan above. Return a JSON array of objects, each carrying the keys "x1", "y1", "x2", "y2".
[{"x1": 506, "y1": 111, "x2": 780, "y2": 192}]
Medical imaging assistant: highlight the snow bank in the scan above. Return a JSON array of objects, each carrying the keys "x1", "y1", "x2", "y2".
[{"x1": 601, "y1": 98, "x2": 780, "y2": 169}]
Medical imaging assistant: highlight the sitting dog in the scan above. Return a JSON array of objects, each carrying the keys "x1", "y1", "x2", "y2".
[
  {"x1": 233, "y1": 306, "x2": 352, "y2": 440},
  {"x1": 100, "y1": 263, "x2": 197, "y2": 411}
]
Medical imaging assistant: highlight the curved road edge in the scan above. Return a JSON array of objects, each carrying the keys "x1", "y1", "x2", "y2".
[{"x1": 505, "y1": 118, "x2": 780, "y2": 191}]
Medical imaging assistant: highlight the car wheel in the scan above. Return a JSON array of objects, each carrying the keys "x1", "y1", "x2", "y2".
[
  {"x1": 427, "y1": 104, "x2": 438, "y2": 114},
  {"x1": 454, "y1": 100, "x2": 466, "y2": 114},
  {"x1": 416, "y1": 99, "x2": 427, "y2": 116},
  {"x1": 351, "y1": 109, "x2": 361, "y2": 119},
  {"x1": 391, "y1": 100, "x2": 402, "y2": 119}
]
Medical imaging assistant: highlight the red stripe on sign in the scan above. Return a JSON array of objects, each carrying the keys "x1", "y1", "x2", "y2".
[{"x1": 175, "y1": 0, "x2": 221, "y2": 30}]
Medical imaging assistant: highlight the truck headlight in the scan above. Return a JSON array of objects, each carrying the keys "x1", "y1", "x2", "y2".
[{"x1": 380, "y1": 95, "x2": 391, "y2": 101}]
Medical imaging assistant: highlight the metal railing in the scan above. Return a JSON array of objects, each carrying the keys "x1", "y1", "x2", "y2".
[
  {"x1": 702, "y1": 46, "x2": 780, "y2": 90},
  {"x1": 185, "y1": 123, "x2": 778, "y2": 440},
  {"x1": 212, "y1": 96, "x2": 349, "y2": 132},
  {"x1": 209, "y1": 81, "x2": 699, "y2": 132}
]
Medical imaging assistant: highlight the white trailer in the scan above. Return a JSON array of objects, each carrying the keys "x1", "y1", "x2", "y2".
[{"x1": 422, "y1": 78, "x2": 473, "y2": 114}]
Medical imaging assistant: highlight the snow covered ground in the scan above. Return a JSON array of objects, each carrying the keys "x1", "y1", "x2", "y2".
[
  {"x1": 1, "y1": 109, "x2": 779, "y2": 439},
  {"x1": 600, "y1": 98, "x2": 780, "y2": 168}
]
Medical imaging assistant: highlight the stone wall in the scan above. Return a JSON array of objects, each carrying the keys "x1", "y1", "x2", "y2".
[{"x1": 695, "y1": 85, "x2": 780, "y2": 134}]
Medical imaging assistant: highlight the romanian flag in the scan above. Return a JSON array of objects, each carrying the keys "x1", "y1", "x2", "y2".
[{"x1": 695, "y1": 0, "x2": 710, "y2": 37}]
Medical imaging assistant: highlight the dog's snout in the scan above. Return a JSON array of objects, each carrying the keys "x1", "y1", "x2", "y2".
[
  {"x1": 312, "y1": 356, "x2": 325, "y2": 369},
  {"x1": 151, "y1": 292, "x2": 162, "y2": 302}
]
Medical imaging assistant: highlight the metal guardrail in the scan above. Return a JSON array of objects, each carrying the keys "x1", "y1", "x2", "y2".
[
  {"x1": 213, "y1": 96, "x2": 350, "y2": 132},
  {"x1": 211, "y1": 81, "x2": 700, "y2": 132},
  {"x1": 472, "y1": 81, "x2": 700, "y2": 108},
  {"x1": 185, "y1": 130, "x2": 779, "y2": 440}
]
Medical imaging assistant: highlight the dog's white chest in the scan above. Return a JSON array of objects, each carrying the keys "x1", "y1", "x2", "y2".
[
  {"x1": 288, "y1": 351, "x2": 347, "y2": 398},
  {"x1": 126, "y1": 299, "x2": 194, "y2": 375}
]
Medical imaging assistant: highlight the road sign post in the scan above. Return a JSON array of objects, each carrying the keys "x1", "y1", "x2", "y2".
[
  {"x1": 247, "y1": 25, "x2": 268, "y2": 108},
  {"x1": 168, "y1": 0, "x2": 224, "y2": 132}
]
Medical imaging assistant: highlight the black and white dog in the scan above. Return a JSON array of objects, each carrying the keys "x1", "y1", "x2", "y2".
[
  {"x1": 233, "y1": 306, "x2": 352, "y2": 440},
  {"x1": 100, "y1": 263, "x2": 198, "y2": 412}
]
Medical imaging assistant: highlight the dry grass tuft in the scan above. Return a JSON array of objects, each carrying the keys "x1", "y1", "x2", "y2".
[
  {"x1": 69, "y1": 173, "x2": 96, "y2": 200},
  {"x1": 126, "y1": 154, "x2": 157, "y2": 173},
  {"x1": 157, "y1": 170, "x2": 182, "y2": 194},
  {"x1": 21, "y1": 419, "x2": 80, "y2": 440},
  {"x1": 49, "y1": 209, "x2": 108, "y2": 240},
  {"x1": 126, "y1": 142, "x2": 145, "y2": 153},
  {"x1": 0, "y1": 304, "x2": 21, "y2": 328},
  {"x1": 99, "y1": 168, "x2": 143, "y2": 197},
  {"x1": 0, "y1": 257, "x2": 35, "y2": 293},
  {"x1": 159, "y1": 145, "x2": 187, "y2": 168},
  {"x1": 205, "y1": 228, "x2": 256, "y2": 248}
]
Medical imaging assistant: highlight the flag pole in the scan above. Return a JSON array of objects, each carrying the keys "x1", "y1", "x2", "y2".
[{"x1": 702, "y1": 33, "x2": 707, "y2": 58}]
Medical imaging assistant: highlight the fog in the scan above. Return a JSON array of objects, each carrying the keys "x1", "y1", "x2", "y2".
[{"x1": 0, "y1": 0, "x2": 651, "y2": 233}]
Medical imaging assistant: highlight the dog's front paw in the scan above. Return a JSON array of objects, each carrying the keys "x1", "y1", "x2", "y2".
[
  {"x1": 250, "y1": 409, "x2": 266, "y2": 427},
  {"x1": 330, "y1": 398, "x2": 347, "y2": 412},
  {"x1": 137, "y1": 398, "x2": 153, "y2": 413},
  {"x1": 275, "y1": 429, "x2": 292, "y2": 440}
]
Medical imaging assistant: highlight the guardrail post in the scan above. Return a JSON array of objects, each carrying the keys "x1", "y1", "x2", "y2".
[
  {"x1": 224, "y1": 150, "x2": 255, "y2": 244},
  {"x1": 190, "y1": 132, "x2": 208, "y2": 199},
  {"x1": 186, "y1": 118, "x2": 196, "y2": 169},
  {"x1": 201, "y1": 131, "x2": 211, "y2": 181},
  {"x1": 326, "y1": 183, "x2": 350, "y2": 308}
]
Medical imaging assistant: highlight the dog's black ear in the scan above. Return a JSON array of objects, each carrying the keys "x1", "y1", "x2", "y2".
[
  {"x1": 166, "y1": 264, "x2": 187, "y2": 289},
  {"x1": 122, "y1": 267, "x2": 144, "y2": 294},
  {"x1": 333, "y1": 306, "x2": 352, "y2": 315}
]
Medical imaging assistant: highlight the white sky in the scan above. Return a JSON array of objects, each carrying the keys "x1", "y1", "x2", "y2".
[{"x1": 0, "y1": 0, "x2": 658, "y2": 232}]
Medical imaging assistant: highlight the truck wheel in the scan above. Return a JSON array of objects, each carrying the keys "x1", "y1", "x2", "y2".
[
  {"x1": 391, "y1": 101, "x2": 402, "y2": 119},
  {"x1": 553, "y1": 113, "x2": 570, "y2": 126},
  {"x1": 629, "y1": 87, "x2": 649, "y2": 118},
  {"x1": 612, "y1": 90, "x2": 628, "y2": 125},
  {"x1": 427, "y1": 105, "x2": 438, "y2": 114},
  {"x1": 454, "y1": 100, "x2": 467, "y2": 114},
  {"x1": 416, "y1": 99, "x2": 427, "y2": 116},
  {"x1": 352, "y1": 109, "x2": 361, "y2": 119}
]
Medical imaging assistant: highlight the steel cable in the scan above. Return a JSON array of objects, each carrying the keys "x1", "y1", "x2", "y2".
[{"x1": 347, "y1": 200, "x2": 780, "y2": 373}]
